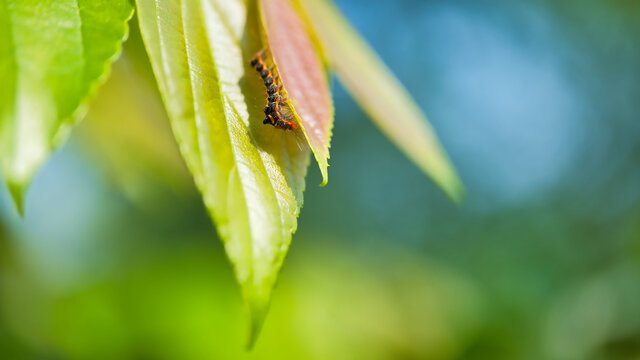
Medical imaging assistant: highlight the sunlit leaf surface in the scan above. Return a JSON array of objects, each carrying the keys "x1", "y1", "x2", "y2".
[
  {"x1": 260, "y1": 0, "x2": 333, "y2": 185},
  {"x1": 136, "y1": 0, "x2": 311, "y2": 345},
  {"x1": 0, "y1": 0, "x2": 133, "y2": 211},
  {"x1": 298, "y1": 0, "x2": 464, "y2": 202}
]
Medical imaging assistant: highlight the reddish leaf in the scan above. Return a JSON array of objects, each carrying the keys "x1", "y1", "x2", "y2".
[{"x1": 260, "y1": 0, "x2": 333, "y2": 185}]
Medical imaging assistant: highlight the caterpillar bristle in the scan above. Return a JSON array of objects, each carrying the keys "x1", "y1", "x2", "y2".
[{"x1": 251, "y1": 51, "x2": 297, "y2": 131}]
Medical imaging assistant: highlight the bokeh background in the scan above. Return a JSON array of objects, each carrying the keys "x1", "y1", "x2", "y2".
[{"x1": 2, "y1": 0, "x2": 640, "y2": 359}]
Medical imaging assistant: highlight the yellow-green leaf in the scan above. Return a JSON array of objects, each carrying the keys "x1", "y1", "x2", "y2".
[
  {"x1": 298, "y1": 0, "x2": 464, "y2": 202},
  {"x1": 135, "y1": 0, "x2": 311, "y2": 346},
  {"x1": 0, "y1": 0, "x2": 134, "y2": 212},
  {"x1": 260, "y1": 0, "x2": 334, "y2": 186}
]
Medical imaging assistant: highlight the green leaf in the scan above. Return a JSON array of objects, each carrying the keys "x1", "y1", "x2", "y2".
[
  {"x1": 297, "y1": 0, "x2": 465, "y2": 202},
  {"x1": 0, "y1": 0, "x2": 134, "y2": 212},
  {"x1": 260, "y1": 0, "x2": 334, "y2": 186},
  {"x1": 135, "y1": 0, "x2": 310, "y2": 346}
]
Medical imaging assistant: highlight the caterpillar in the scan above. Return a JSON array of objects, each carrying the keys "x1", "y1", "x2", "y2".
[{"x1": 250, "y1": 52, "x2": 297, "y2": 131}]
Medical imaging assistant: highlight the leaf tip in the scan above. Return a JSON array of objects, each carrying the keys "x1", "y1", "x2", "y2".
[
  {"x1": 316, "y1": 156, "x2": 329, "y2": 187},
  {"x1": 319, "y1": 172, "x2": 328, "y2": 187},
  {"x1": 7, "y1": 181, "x2": 26, "y2": 217},
  {"x1": 444, "y1": 178, "x2": 466, "y2": 205},
  {"x1": 245, "y1": 297, "x2": 270, "y2": 350},
  {"x1": 431, "y1": 165, "x2": 465, "y2": 204}
]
